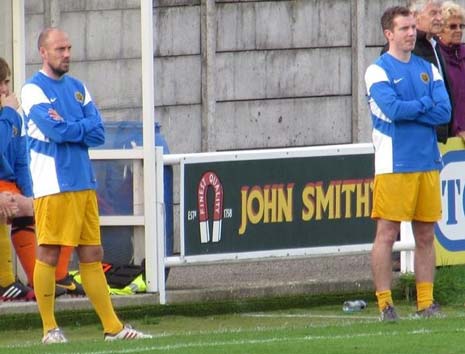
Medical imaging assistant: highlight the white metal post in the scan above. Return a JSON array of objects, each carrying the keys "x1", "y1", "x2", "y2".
[
  {"x1": 400, "y1": 222, "x2": 415, "y2": 273},
  {"x1": 155, "y1": 147, "x2": 166, "y2": 303},
  {"x1": 12, "y1": 0, "x2": 26, "y2": 284},
  {"x1": 141, "y1": 0, "x2": 159, "y2": 294},
  {"x1": 12, "y1": 0, "x2": 25, "y2": 95}
]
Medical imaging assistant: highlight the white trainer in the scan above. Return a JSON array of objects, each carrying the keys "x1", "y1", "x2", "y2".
[
  {"x1": 104, "y1": 324, "x2": 153, "y2": 341},
  {"x1": 105, "y1": 324, "x2": 152, "y2": 341},
  {"x1": 42, "y1": 328, "x2": 68, "y2": 344}
]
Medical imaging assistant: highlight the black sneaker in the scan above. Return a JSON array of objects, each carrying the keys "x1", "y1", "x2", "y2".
[
  {"x1": 54, "y1": 285, "x2": 67, "y2": 298},
  {"x1": 0, "y1": 281, "x2": 35, "y2": 301},
  {"x1": 56, "y1": 273, "x2": 85, "y2": 296}
]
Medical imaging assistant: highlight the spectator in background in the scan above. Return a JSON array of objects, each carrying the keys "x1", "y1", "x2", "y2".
[
  {"x1": 0, "y1": 57, "x2": 80, "y2": 300},
  {"x1": 0, "y1": 65, "x2": 20, "y2": 222},
  {"x1": 21, "y1": 27, "x2": 151, "y2": 344},
  {"x1": 0, "y1": 58, "x2": 36, "y2": 301},
  {"x1": 365, "y1": 6, "x2": 451, "y2": 321},
  {"x1": 409, "y1": 0, "x2": 452, "y2": 143},
  {"x1": 438, "y1": 1, "x2": 465, "y2": 139}
]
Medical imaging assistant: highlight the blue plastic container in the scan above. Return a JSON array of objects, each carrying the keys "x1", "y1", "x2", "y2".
[{"x1": 94, "y1": 121, "x2": 173, "y2": 265}]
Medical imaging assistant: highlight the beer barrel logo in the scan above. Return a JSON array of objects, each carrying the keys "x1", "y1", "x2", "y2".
[{"x1": 197, "y1": 171, "x2": 224, "y2": 243}]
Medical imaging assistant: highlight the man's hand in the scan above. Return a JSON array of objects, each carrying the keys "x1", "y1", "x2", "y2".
[
  {"x1": 13, "y1": 195, "x2": 34, "y2": 217},
  {"x1": 0, "y1": 93, "x2": 20, "y2": 110},
  {"x1": 0, "y1": 192, "x2": 19, "y2": 219},
  {"x1": 48, "y1": 108, "x2": 63, "y2": 121}
]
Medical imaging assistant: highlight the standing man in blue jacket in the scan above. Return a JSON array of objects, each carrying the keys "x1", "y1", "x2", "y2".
[
  {"x1": 21, "y1": 27, "x2": 152, "y2": 344},
  {"x1": 365, "y1": 6, "x2": 451, "y2": 321}
]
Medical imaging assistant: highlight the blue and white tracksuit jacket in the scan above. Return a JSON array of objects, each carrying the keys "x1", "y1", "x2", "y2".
[
  {"x1": 21, "y1": 71, "x2": 105, "y2": 198},
  {"x1": 365, "y1": 53, "x2": 451, "y2": 175}
]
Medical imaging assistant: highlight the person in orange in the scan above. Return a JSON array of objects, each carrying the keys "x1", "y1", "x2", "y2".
[{"x1": 0, "y1": 57, "x2": 81, "y2": 300}]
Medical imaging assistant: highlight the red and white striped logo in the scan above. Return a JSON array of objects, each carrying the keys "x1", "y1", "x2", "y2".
[{"x1": 197, "y1": 171, "x2": 224, "y2": 243}]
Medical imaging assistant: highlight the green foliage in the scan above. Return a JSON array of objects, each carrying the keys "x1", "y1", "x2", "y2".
[
  {"x1": 434, "y1": 265, "x2": 465, "y2": 305},
  {"x1": 397, "y1": 265, "x2": 465, "y2": 305},
  {"x1": 397, "y1": 272, "x2": 416, "y2": 302}
]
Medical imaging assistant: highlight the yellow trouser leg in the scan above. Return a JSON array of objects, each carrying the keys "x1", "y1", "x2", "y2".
[
  {"x1": 34, "y1": 260, "x2": 58, "y2": 335},
  {"x1": 79, "y1": 261, "x2": 123, "y2": 334}
]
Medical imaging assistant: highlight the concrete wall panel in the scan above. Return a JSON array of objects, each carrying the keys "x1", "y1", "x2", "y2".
[
  {"x1": 155, "y1": 6, "x2": 200, "y2": 56},
  {"x1": 100, "y1": 108, "x2": 142, "y2": 123},
  {"x1": 59, "y1": 0, "x2": 140, "y2": 11},
  {"x1": 217, "y1": 0, "x2": 351, "y2": 51},
  {"x1": 71, "y1": 59, "x2": 142, "y2": 110},
  {"x1": 365, "y1": 0, "x2": 404, "y2": 46},
  {"x1": 217, "y1": 48, "x2": 351, "y2": 101},
  {"x1": 24, "y1": 14, "x2": 44, "y2": 64},
  {"x1": 155, "y1": 56, "x2": 201, "y2": 106},
  {"x1": 156, "y1": 104, "x2": 202, "y2": 153},
  {"x1": 212, "y1": 96, "x2": 351, "y2": 150},
  {"x1": 61, "y1": 12, "x2": 87, "y2": 61},
  {"x1": 157, "y1": 0, "x2": 200, "y2": 6},
  {"x1": 24, "y1": 0, "x2": 43, "y2": 14},
  {"x1": 85, "y1": 9, "x2": 139, "y2": 60}
]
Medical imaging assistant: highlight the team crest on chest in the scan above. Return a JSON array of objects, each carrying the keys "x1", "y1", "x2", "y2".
[
  {"x1": 74, "y1": 91, "x2": 84, "y2": 103},
  {"x1": 12, "y1": 126, "x2": 18, "y2": 137},
  {"x1": 420, "y1": 72, "x2": 430, "y2": 83}
]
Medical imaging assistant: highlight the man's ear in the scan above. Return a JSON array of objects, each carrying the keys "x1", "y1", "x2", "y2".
[
  {"x1": 39, "y1": 47, "x2": 46, "y2": 60},
  {"x1": 383, "y1": 29, "x2": 393, "y2": 41}
]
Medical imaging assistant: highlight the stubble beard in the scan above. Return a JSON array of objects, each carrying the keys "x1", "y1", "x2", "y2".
[{"x1": 50, "y1": 63, "x2": 69, "y2": 78}]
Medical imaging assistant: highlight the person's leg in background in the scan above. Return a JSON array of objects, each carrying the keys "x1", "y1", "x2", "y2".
[{"x1": 0, "y1": 223, "x2": 35, "y2": 301}]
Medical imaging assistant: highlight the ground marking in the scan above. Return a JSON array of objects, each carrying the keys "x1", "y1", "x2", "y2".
[{"x1": 34, "y1": 327, "x2": 465, "y2": 354}]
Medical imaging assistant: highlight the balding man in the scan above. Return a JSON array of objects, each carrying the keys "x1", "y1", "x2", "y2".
[{"x1": 21, "y1": 27, "x2": 152, "y2": 344}]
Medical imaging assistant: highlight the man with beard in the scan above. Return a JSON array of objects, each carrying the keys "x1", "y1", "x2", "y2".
[{"x1": 21, "y1": 28, "x2": 152, "y2": 344}]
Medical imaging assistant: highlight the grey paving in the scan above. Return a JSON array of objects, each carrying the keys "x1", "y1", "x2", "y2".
[{"x1": 0, "y1": 254, "x2": 377, "y2": 315}]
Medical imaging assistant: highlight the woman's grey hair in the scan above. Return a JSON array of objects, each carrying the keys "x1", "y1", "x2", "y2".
[
  {"x1": 441, "y1": 1, "x2": 465, "y2": 22},
  {"x1": 408, "y1": 0, "x2": 443, "y2": 13}
]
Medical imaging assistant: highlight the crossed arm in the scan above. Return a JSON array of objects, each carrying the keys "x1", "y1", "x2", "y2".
[
  {"x1": 366, "y1": 64, "x2": 451, "y2": 126},
  {"x1": 21, "y1": 83, "x2": 105, "y2": 147}
]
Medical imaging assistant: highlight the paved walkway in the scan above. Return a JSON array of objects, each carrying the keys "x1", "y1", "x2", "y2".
[{"x1": 0, "y1": 254, "x2": 376, "y2": 314}]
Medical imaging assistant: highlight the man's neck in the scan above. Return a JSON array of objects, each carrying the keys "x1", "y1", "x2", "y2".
[
  {"x1": 417, "y1": 28, "x2": 432, "y2": 40},
  {"x1": 41, "y1": 66, "x2": 62, "y2": 80},
  {"x1": 388, "y1": 49, "x2": 411, "y2": 63}
]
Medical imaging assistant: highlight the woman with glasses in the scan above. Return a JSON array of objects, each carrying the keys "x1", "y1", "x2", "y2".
[{"x1": 438, "y1": 1, "x2": 465, "y2": 139}]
